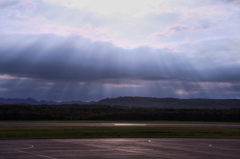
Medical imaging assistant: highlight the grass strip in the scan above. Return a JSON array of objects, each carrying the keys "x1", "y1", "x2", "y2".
[
  {"x1": 0, "y1": 126, "x2": 239, "y2": 140},
  {"x1": 0, "y1": 121, "x2": 239, "y2": 125}
]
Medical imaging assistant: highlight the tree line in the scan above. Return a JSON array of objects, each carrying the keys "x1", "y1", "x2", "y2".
[{"x1": 0, "y1": 104, "x2": 239, "y2": 121}]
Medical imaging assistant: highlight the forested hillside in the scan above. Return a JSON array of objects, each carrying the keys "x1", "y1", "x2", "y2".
[
  {"x1": 0, "y1": 105, "x2": 239, "y2": 121},
  {"x1": 97, "y1": 97, "x2": 240, "y2": 109},
  {"x1": 1, "y1": 97, "x2": 239, "y2": 109}
]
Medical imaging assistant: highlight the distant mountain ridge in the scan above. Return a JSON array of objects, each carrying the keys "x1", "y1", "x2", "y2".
[
  {"x1": 97, "y1": 97, "x2": 240, "y2": 109},
  {"x1": 0, "y1": 97, "x2": 94, "y2": 105},
  {"x1": 1, "y1": 96, "x2": 240, "y2": 109}
]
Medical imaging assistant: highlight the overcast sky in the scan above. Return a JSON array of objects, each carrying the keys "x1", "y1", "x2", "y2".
[{"x1": 0, "y1": 0, "x2": 239, "y2": 101}]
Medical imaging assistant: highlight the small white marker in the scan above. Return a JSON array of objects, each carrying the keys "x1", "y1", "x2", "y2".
[{"x1": 148, "y1": 140, "x2": 151, "y2": 142}]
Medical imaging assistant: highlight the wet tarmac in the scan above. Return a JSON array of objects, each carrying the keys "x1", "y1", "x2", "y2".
[{"x1": 0, "y1": 139, "x2": 239, "y2": 159}]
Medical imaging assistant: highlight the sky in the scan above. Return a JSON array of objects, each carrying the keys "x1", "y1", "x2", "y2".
[{"x1": 0, "y1": 0, "x2": 239, "y2": 101}]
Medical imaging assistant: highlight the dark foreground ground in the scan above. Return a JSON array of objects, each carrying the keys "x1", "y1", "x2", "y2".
[{"x1": 0, "y1": 139, "x2": 239, "y2": 159}]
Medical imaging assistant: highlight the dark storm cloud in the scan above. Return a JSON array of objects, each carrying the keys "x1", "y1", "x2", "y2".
[
  {"x1": 199, "y1": 67, "x2": 240, "y2": 83},
  {"x1": 142, "y1": 76, "x2": 181, "y2": 81},
  {"x1": 0, "y1": 34, "x2": 127, "y2": 82},
  {"x1": 0, "y1": 33, "x2": 184, "y2": 83},
  {"x1": 0, "y1": 33, "x2": 240, "y2": 100},
  {"x1": 0, "y1": 33, "x2": 239, "y2": 84}
]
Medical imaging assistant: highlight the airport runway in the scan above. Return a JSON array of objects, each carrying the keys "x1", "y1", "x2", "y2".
[
  {"x1": 0, "y1": 139, "x2": 239, "y2": 159},
  {"x1": 0, "y1": 123, "x2": 240, "y2": 128}
]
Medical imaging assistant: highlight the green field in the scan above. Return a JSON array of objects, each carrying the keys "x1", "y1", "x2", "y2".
[
  {"x1": 1, "y1": 121, "x2": 239, "y2": 139},
  {"x1": 0, "y1": 126, "x2": 239, "y2": 140},
  {"x1": 0, "y1": 120, "x2": 239, "y2": 125}
]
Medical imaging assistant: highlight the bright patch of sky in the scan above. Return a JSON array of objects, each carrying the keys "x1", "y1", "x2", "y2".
[{"x1": 1, "y1": 0, "x2": 239, "y2": 48}]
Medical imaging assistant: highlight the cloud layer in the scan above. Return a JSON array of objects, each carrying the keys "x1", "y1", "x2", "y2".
[{"x1": 0, "y1": 0, "x2": 239, "y2": 101}]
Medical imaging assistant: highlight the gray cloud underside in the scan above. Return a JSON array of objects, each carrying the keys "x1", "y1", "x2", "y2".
[
  {"x1": 0, "y1": 0, "x2": 19, "y2": 10},
  {"x1": 0, "y1": 33, "x2": 239, "y2": 84},
  {"x1": 1, "y1": 77, "x2": 239, "y2": 100},
  {"x1": 0, "y1": 33, "x2": 239, "y2": 100},
  {"x1": 220, "y1": 0, "x2": 240, "y2": 5}
]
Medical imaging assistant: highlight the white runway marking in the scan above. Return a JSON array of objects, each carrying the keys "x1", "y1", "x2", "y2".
[
  {"x1": 16, "y1": 150, "x2": 58, "y2": 159},
  {"x1": 2, "y1": 142, "x2": 58, "y2": 159},
  {"x1": 15, "y1": 143, "x2": 58, "y2": 159}
]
